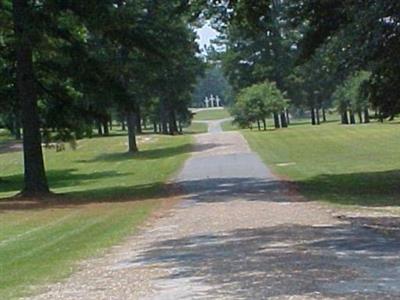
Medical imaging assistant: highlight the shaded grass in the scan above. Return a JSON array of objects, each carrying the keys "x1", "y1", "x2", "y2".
[
  {"x1": 243, "y1": 121, "x2": 400, "y2": 206},
  {"x1": 193, "y1": 109, "x2": 230, "y2": 121},
  {"x1": 0, "y1": 129, "x2": 13, "y2": 144},
  {"x1": 0, "y1": 135, "x2": 191, "y2": 199},
  {"x1": 0, "y1": 134, "x2": 191, "y2": 299}
]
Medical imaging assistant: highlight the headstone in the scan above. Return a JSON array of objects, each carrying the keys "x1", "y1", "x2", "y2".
[
  {"x1": 216, "y1": 96, "x2": 221, "y2": 107},
  {"x1": 204, "y1": 97, "x2": 209, "y2": 108},
  {"x1": 210, "y1": 94, "x2": 215, "y2": 107}
]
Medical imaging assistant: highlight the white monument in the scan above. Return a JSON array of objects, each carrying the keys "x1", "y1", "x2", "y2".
[
  {"x1": 216, "y1": 95, "x2": 221, "y2": 107},
  {"x1": 204, "y1": 97, "x2": 209, "y2": 108},
  {"x1": 209, "y1": 94, "x2": 215, "y2": 107}
]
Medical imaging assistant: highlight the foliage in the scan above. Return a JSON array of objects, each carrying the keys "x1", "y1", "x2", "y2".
[
  {"x1": 192, "y1": 65, "x2": 232, "y2": 107},
  {"x1": 332, "y1": 71, "x2": 371, "y2": 116},
  {"x1": 232, "y1": 82, "x2": 287, "y2": 129}
]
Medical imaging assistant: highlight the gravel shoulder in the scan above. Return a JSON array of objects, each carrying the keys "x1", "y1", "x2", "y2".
[{"x1": 28, "y1": 122, "x2": 400, "y2": 300}]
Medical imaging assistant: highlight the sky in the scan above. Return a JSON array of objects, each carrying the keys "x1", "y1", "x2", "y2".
[{"x1": 196, "y1": 24, "x2": 219, "y2": 51}]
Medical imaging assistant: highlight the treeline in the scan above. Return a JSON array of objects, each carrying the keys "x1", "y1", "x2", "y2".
[
  {"x1": 0, "y1": 0, "x2": 204, "y2": 196},
  {"x1": 210, "y1": 0, "x2": 400, "y2": 128}
]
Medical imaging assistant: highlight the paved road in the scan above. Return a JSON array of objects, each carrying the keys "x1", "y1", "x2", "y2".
[{"x1": 31, "y1": 121, "x2": 400, "y2": 299}]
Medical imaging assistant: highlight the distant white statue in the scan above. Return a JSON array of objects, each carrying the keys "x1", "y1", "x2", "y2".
[
  {"x1": 204, "y1": 97, "x2": 209, "y2": 108},
  {"x1": 216, "y1": 96, "x2": 221, "y2": 107},
  {"x1": 209, "y1": 94, "x2": 215, "y2": 107}
]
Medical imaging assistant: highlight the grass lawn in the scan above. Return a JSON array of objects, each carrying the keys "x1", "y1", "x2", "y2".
[
  {"x1": 243, "y1": 121, "x2": 400, "y2": 207},
  {"x1": 193, "y1": 108, "x2": 230, "y2": 121},
  {"x1": 221, "y1": 119, "x2": 238, "y2": 131},
  {"x1": 185, "y1": 122, "x2": 208, "y2": 134},
  {"x1": 0, "y1": 134, "x2": 191, "y2": 299},
  {"x1": 0, "y1": 129, "x2": 13, "y2": 144}
]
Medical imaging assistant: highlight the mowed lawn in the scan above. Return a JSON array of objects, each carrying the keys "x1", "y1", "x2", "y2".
[
  {"x1": 0, "y1": 134, "x2": 191, "y2": 299},
  {"x1": 244, "y1": 122, "x2": 400, "y2": 206},
  {"x1": 193, "y1": 108, "x2": 230, "y2": 121}
]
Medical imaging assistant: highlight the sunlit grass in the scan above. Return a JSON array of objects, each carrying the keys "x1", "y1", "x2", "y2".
[
  {"x1": 193, "y1": 108, "x2": 230, "y2": 121},
  {"x1": 244, "y1": 121, "x2": 400, "y2": 206},
  {"x1": 0, "y1": 133, "x2": 191, "y2": 299}
]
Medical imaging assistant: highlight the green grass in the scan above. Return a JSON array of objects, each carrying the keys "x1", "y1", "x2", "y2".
[
  {"x1": 0, "y1": 134, "x2": 191, "y2": 299},
  {"x1": 1, "y1": 135, "x2": 191, "y2": 199},
  {"x1": 221, "y1": 119, "x2": 238, "y2": 131},
  {"x1": 0, "y1": 129, "x2": 13, "y2": 144},
  {"x1": 185, "y1": 122, "x2": 208, "y2": 134},
  {"x1": 193, "y1": 108, "x2": 230, "y2": 121},
  {"x1": 243, "y1": 121, "x2": 400, "y2": 207}
]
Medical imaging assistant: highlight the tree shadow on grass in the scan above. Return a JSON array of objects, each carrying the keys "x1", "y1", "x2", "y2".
[
  {"x1": 77, "y1": 142, "x2": 224, "y2": 163},
  {"x1": 0, "y1": 169, "x2": 130, "y2": 198},
  {"x1": 126, "y1": 221, "x2": 400, "y2": 298},
  {"x1": 299, "y1": 169, "x2": 400, "y2": 206}
]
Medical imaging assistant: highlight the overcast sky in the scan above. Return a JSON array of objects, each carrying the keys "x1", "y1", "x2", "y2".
[{"x1": 196, "y1": 24, "x2": 219, "y2": 51}]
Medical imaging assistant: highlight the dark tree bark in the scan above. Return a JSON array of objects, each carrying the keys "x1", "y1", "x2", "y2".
[
  {"x1": 109, "y1": 115, "x2": 113, "y2": 131},
  {"x1": 127, "y1": 110, "x2": 138, "y2": 153},
  {"x1": 153, "y1": 121, "x2": 158, "y2": 133},
  {"x1": 102, "y1": 119, "x2": 109, "y2": 136},
  {"x1": 135, "y1": 105, "x2": 142, "y2": 134},
  {"x1": 160, "y1": 101, "x2": 169, "y2": 134},
  {"x1": 273, "y1": 112, "x2": 280, "y2": 129},
  {"x1": 322, "y1": 108, "x2": 327, "y2": 122},
  {"x1": 257, "y1": 120, "x2": 261, "y2": 131},
  {"x1": 280, "y1": 112, "x2": 288, "y2": 128},
  {"x1": 262, "y1": 119, "x2": 267, "y2": 131},
  {"x1": 13, "y1": 0, "x2": 49, "y2": 196},
  {"x1": 341, "y1": 111, "x2": 349, "y2": 124},
  {"x1": 364, "y1": 108, "x2": 370, "y2": 123},
  {"x1": 357, "y1": 110, "x2": 363, "y2": 124},
  {"x1": 285, "y1": 109, "x2": 290, "y2": 125},
  {"x1": 178, "y1": 121, "x2": 183, "y2": 134},
  {"x1": 349, "y1": 109, "x2": 356, "y2": 124},
  {"x1": 97, "y1": 122, "x2": 103, "y2": 136},
  {"x1": 168, "y1": 109, "x2": 179, "y2": 135},
  {"x1": 311, "y1": 107, "x2": 316, "y2": 125},
  {"x1": 121, "y1": 118, "x2": 126, "y2": 131},
  {"x1": 13, "y1": 116, "x2": 22, "y2": 140},
  {"x1": 316, "y1": 108, "x2": 320, "y2": 125}
]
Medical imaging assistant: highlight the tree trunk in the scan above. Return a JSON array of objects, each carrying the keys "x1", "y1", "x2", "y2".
[
  {"x1": 153, "y1": 121, "x2": 158, "y2": 133},
  {"x1": 262, "y1": 119, "x2": 267, "y2": 131},
  {"x1": 357, "y1": 110, "x2": 363, "y2": 124},
  {"x1": 285, "y1": 109, "x2": 290, "y2": 125},
  {"x1": 311, "y1": 108, "x2": 316, "y2": 125},
  {"x1": 14, "y1": 116, "x2": 22, "y2": 140},
  {"x1": 364, "y1": 108, "x2": 370, "y2": 123},
  {"x1": 257, "y1": 120, "x2": 261, "y2": 131},
  {"x1": 280, "y1": 112, "x2": 288, "y2": 128},
  {"x1": 160, "y1": 101, "x2": 169, "y2": 134},
  {"x1": 341, "y1": 112, "x2": 349, "y2": 125},
  {"x1": 102, "y1": 119, "x2": 109, "y2": 136},
  {"x1": 135, "y1": 106, "x2": 142, "y2": 134},
  {"x1": 178, "y1": 121, "x2": 183, "y2": 134},
  {"x1": 127, "y1": 110, "x2": 138, "y2": 153},
  {"x1": 109, "y1": 115, "x2": 113, "y2": 131},
  {"x1": 97, "y1": 122, "x2": 103, "y2": 136},
  {"x1": 121, "y1": 118, "x2": 126, "y2": 131},
  {"x1": 168, "y1": 109, "x2": 179, "y2": 135},
  {"x1": 316, "y1": 108, "x2": 320, "y2": 125},
  {"x1": 13, "y1": 0, "x2": 49, "y2": 196},
  {"x1": 349, "y1": 110, "x2": 356, "y2": 124},
  {"x1": 322, "y1": 108, "x2": 327, "y2": 122},
  {"x1": 273, "y1": 112, "x2": 280, "y2": 129}
]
